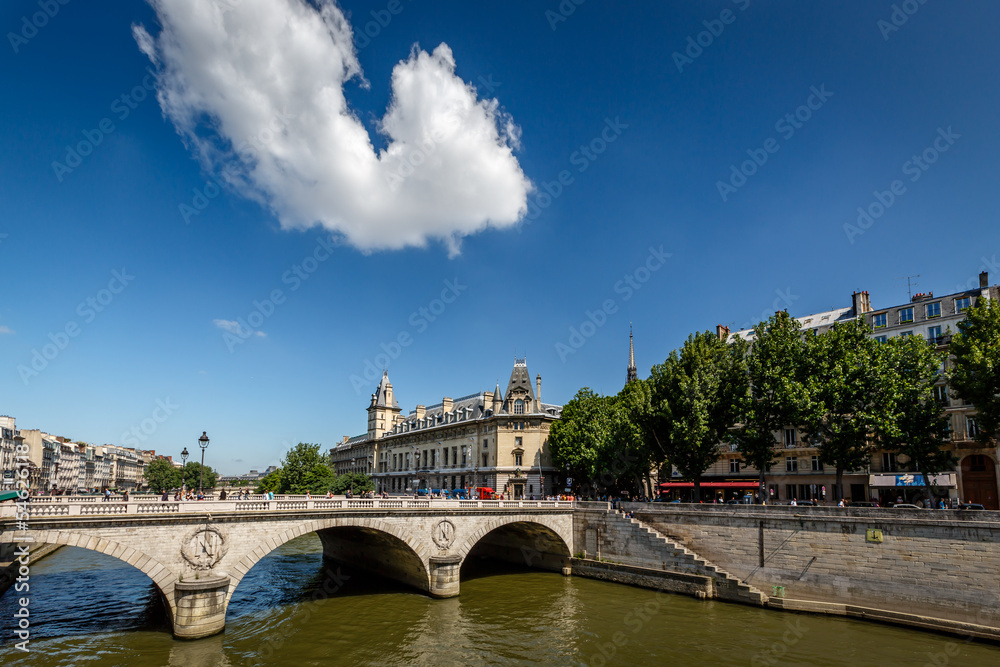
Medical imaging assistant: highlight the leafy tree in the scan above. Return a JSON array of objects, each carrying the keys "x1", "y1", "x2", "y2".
[
  {"x1": 609, "y1": 378, "x2": 656, "y2": 497},
  {"x1": 255, "y1": 470, "x2": 282, "y2": 493},
  {"x1": 731, "y1": 312, "x2": 809, "y2": 503},
  {"x1": 144, "y1": 458, "x2": 180, "y2": 493},
  {"x1": 950, "y1": 297, "x2": 1000, "y2": 445},
  {"x1": 801, "y1": 320, "x2": 893, "y2": 501},
  {"x1": 181, "y1": 461, "x2": 217, "y2": 492},
  {"x1": 278, "y1": 443, "x2": 335, "y2": 493},
  {"x1": 648, "y1": 331, "x2": 742, "y2": 502},
  {"x1": 881, "y1": 335, "x2": 953, "y2": 504},
  {"x1": 331, "y1": 472, "x2": 374, "y2": 495},
  {"x1": 549, "y1": 388, "x2": 617, "y2": 493}
]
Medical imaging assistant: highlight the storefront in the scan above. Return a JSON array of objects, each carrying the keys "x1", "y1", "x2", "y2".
[{"x1": 869, "y1": 472, "x2": 958, "y2": 507}]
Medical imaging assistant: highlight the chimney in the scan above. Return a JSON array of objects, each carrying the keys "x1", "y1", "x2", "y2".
[
  {"x1": 342, "y1": 436, "x2": 349, "y2": 444},
  {"x1": 851, "y1": 291, "x2": 872, "y2": 316},
  {"x1": 716, "y1": 324, "x2": 730, "y2": 341},
  {"x1": 536, "y1": 374, "x2": 542, "y2": 411},
  {"x1": 912, "y1": 291, "x2": 933, "y2": 303},
  {"x1": 980, "y1": 271, "x2": 989, "y2": 289},
  {"x1": 415, "y1": 405, "x2": 425, "y2": 419},
  {"x1": 442, "y1": 397, "x2": 453, "y2": 413}
]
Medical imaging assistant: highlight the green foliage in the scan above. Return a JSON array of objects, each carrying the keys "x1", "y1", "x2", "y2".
[
  {"x1": 800, "y1": 320, "x2": 895, "y2": 499},
  {"x1": 253, "y1": 442, "x2": 374, "y2": 494},
  {"x1": 548, "y1": 382, "x2": 654, "y2": 496},
  {"x1": 731, "y1": 312, "x2": 810, "y2": 497},
  {"x1": 950, "y1": 298, "x2": 1000, "y2": 444},
  {"x1": 648, "y1": 331, "x2": 743, "y2": 501},
  {"x1": 144, "y1": 458, "x2": 180, "y2": 493},
  {"x1": 180, "y1": 461, "x2": 217, "y2": 491}
]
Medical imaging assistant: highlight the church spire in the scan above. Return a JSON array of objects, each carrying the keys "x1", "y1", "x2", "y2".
[{"x1": 626, "y1": 325, "x2": 638, "y2": 384}]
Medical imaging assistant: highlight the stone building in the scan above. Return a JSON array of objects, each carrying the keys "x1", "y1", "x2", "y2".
[
  {"x1": 333, "y1": 360, "x2": 563, "y2": 498},
  {"x1": 690, "y1": 271, "x2": 1000, "y2": 507}
]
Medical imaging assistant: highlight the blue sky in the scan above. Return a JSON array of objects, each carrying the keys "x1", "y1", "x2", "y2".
[{"x1": 2, "y1": 0, "x2": 999, "y2": 474}]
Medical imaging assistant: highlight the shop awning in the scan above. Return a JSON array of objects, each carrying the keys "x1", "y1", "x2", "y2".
[
  {"x1": 869, "y1": 473, "x2": 956, "y2": 488},
  {"x1": 659, "y1": 481, "x2": 760, "y2": 489}
]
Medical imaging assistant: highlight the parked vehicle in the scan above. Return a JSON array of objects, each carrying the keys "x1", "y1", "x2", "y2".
[
  {"x1": 891, "y1": 503, "x2": 922, "y2": 509},
  {"x1": 848, "y1": 501, "x2": 880, "y2": 508},
  {"x1": 959, "y1": 503, "x2": 985, "y2": 510}
]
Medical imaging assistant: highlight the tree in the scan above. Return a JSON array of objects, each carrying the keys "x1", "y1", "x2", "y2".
[
  {"x1": 731, "y1": 311, "x2": 809, "y2": 504},
  {"x1": 144, "y1": 458, "x2": 180, "y2": 493},
  {"x1": 950, "y1": 297, "x2": 1000, "y2": 445},
  {"x1": 801, "y1": 320, "x2": 893, "y2": 501},
  {"x1": 181, "y1": 461, "x2": 217, "y2": 492},
  {"x1": 648, "y1": 331, "x2": 742, "y2": 502},
  {"x1": 549, "y1": 388, "x2": 617, "y2": 494},
  {"x1": 278, "y1": 443, "x2": 336, "y2": 493},
  {"x1": 881, "y1": 335, "x2": 953, "y2": 504},
  {"x1": 331, "y1": 472, "x2": 375, "y2": 495},
  {"x1": 255, "y1": 470, "x2": 282, "y2": 494},
  {"x1": 609, "y1": 378, "x2": 656, "y2": 497}
]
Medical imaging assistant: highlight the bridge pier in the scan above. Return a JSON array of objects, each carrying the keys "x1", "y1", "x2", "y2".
[
  {"x1": 172, "y1": 575, "x2": 230, "y2": 640},
  {"x1": 428, "y1": 555, "x2": 462, "y2": 598}
]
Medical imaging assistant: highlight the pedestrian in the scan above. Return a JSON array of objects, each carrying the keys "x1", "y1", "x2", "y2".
[
  {"x1": 122, "y1": 490, "x2": 129, "y2": 502},
  {"x1": 161, "y1": 490, "x2": 169, "y2": 502},
  {"x1": 790, "y1": 497, "x2": 797, "y2": 506},
  {"x1": 219, "y1": 489, "x2": 227, "y2": 500},
  {"x1": 104, "y1": 488, "x2": 111, "y2": 502}
]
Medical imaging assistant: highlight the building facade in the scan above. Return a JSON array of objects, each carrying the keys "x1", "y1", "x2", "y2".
[
  {"x1": 333, "y1": 361, "x2": 563, "y2": 498},
  {"x1": 692, "y1": 271, "x2": 1000, "y2": 507}
]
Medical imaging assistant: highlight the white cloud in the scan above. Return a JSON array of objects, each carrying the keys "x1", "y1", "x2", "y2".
[
  {"x1": 0, "y1": 326, "x2": 13, "y2": 335},
  {"x1": 213, "y1": 319, "x2": 266, "y2": 337},
  {"x1": 135, "y1": 0, "x2": 531, "y2": 255}
]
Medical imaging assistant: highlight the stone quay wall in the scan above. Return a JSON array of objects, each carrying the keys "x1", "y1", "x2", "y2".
[{"x1": 623, "y1": 503, "x2": 1000, "y2": 630}]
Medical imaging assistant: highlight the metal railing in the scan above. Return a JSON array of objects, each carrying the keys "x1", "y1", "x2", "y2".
[{"x1": 2, "y1": 497, "x2": 574, "y2": 519}]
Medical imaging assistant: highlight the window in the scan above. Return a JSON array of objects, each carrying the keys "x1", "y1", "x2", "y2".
[
  {"x1": 482, "y1": 453, "x2": 488, "y2": 467},
  {"x1": 514, "y1": 399, "x2": 525, "y2": 414},
  {"x1": 956, "y1": 297, "x2": 971, "y2": 312},
  {"x1": 452, "y1": 447, "x2": 458, "y2": 467},
  {"x1": 882, "y1": 452, "x2": 897, "y2": 472},
  {"x1": 967, "y1": 417, "x2": 981, "y2": 439},
  {"x1": 422, "y1": 450, "x2": 428, "y2": 468},
  {"x1": 811, "y1": 456, "x2": 823, "y2": 472},
  {"x1": 443, "y1": 448, "x2": 448, "y2": 466},
  {"x1": 968, "y1": 455, "x2": 988, "y2": 472},
  {"x1": 926, "y1": 302, "x2": 941, "y2": 318},
  {"x1": 515, "y1": 437, "x2": 523, "y2": 448},
  {"x1": 514, "y1": 452, "x2": 523, "y2": 466},
  {"x1": 729, "y1": 459, "x2": 741, "y2": 473},
  {"x1": 899, "y1": 307, "x2": 913, "y2": 323},
  {"x1": 900, "y1": 331, "x2": 913, "y2": 338},
  {"x1": 875, "y1": 335, "x2": 887, "y2": 344},
  {"x1": 933, "y1": 385, "x2": 949, "y2": 406},
  {"x1": 927, "y1": 325, "x2": 942, "y2": 343},
  {"x1": 785, "y1": 457, "x2": 798, "y2": 472},
  {"x1": 461, "y1": 449, "x2": 467, "y2": 466},
  {"x1": 872, "y1": 312, "x2": 887, "y2": 329},
  {"x1": 784, "y1": 428, "x2": 796, "y2": 448}
]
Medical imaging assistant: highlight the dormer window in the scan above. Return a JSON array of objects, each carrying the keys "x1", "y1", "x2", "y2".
[{"x1": 514, "y1": 399, "x2": 524, "y2": 414}]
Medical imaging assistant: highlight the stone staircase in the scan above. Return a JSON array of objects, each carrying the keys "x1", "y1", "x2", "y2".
[{"x1": 611, "y1": 510, "x2": 768, "y2": 605}]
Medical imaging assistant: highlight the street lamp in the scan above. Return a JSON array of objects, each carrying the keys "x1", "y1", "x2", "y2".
[
  {"x1": 350, "y1": 458, "x2": 355, "y2": 495},
  {"x1": 180, "y1": 447, "x2": 189, "y2": 493},
  {"x1": 197, "y1": 432, "x2": 209, "y2": 497}
]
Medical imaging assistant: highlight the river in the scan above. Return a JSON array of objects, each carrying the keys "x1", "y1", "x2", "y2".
[{"x1": 2, "y1": 535, "x2": 998, "y2": 666}]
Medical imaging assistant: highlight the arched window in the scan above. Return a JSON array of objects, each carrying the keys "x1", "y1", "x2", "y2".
[{"x1": 514, "y1": 399, "x2": 524, "y2": 414}]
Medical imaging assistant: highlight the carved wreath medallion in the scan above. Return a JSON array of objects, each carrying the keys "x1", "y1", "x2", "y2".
[
  {"x1": 431, "y1": 519, "x2": 456, "y2": 549},
  {"x1": 181, "y1": 526, "x2": 229, "y2": 570}
]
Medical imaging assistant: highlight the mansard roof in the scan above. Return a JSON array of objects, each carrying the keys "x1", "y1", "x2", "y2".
[
  {"x1": 505, "y1": 358, "x2": 535, "y2": 401},
  {"x1": 371, "y1": 371, "x2": 399, "y2": 409}
]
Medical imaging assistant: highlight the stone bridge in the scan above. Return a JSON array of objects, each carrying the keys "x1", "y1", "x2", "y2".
[{"x1": 0, "y1": 498, "x2": 576, "y2": 639}]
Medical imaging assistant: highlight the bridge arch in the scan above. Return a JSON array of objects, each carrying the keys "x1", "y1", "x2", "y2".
[
  {"x1": 0, "y1": 531, "x2": 178, "y2": 617},
  {"x1": 455, "y1": 514, "x2": 573, "y2": 574},
  {"x1": 225, "y1": 516, "x2": 431, "y2": 606}
]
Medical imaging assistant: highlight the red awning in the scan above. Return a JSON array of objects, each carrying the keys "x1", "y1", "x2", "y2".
[{"x1": 659, "y1": 481, "x2": 759, "y2": 489}]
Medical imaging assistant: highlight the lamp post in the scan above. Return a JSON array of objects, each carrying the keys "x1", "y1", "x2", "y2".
[
  {"x1": 469, "y1": 437, "x2": 479, "y2": 497},
  {"x1": 180, "y1": 447, "x2": 189, "y2": 493},
  {"x1": 350, "y1": 458, "x2": 355, "y2": 495},
  {"x1": 197, "y1": 432, "x2": 209, "y2": 497}
]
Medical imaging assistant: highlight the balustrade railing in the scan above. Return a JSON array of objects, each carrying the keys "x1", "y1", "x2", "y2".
[{"x1": 3, "y1": 497, "x2": 573, "y2": 519}]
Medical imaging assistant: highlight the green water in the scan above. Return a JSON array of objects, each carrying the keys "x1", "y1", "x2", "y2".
[{"x1": 2, "y1": 534, "x2": 997, "y2": 666}]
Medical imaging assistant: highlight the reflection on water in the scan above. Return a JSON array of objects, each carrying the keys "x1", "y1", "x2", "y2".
[{"x1": 2, "y1": 534, "x2": 999, "y2": 666}]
